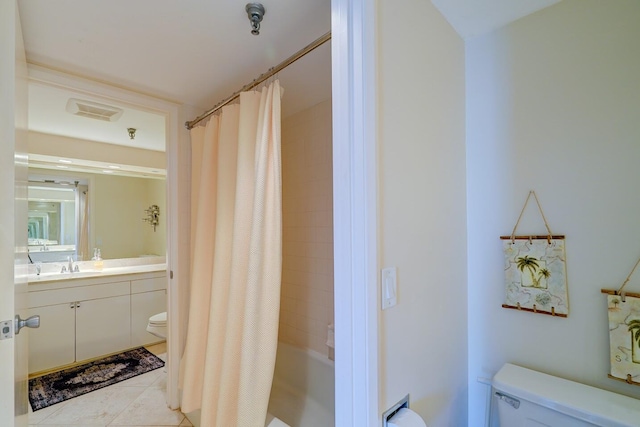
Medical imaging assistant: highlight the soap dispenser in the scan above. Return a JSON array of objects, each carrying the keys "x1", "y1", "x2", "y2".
[{"x1": 92, "y1": 248, "x2": 103, "y2": 271}]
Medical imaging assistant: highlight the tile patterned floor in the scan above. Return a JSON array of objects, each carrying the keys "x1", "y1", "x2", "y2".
[{"x1": 28, "y1": 344, "x2": 192, "y2": 427}]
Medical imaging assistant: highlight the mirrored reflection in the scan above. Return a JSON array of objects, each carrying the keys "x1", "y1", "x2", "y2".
[
  {"x1": 28, "y1": 182, "x2": 78, "y2": 263},
  {"x1": 28, "y1": 169, "x2": 166, "y2": 263}
]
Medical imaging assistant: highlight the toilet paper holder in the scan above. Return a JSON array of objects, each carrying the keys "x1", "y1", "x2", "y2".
[{"x1": 382, "y1": 394, "x2": 410, "y2": 426}]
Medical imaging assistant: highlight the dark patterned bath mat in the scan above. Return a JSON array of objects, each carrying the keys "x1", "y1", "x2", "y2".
[{"x1": 28, "y1": 347, "x2": 164, "y2": 411}]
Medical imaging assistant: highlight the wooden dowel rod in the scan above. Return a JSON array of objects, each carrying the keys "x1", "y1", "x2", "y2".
[
  {"x1": 500, "y1": 235, "x2": 565, "y2": 240},
  {"x1": 502, "y1": 304, "x2": 567, "y2": 318},
  {"x1": 608, "y1": 374, "x2": 640, "y2": 386},
  {"x1": 601, "y1": 289, "x2": 640, "y2": 299}
]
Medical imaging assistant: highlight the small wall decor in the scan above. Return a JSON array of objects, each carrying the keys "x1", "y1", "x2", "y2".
[
  {"x1": 143, "y1": 205, "x2": 160, "y2": 232},
  {"x1": 602, "y1": 258, "x2": 640, "y2": 386},
  {"x1": 500, "y1": 191, "x2": 569, "y2": 317}
]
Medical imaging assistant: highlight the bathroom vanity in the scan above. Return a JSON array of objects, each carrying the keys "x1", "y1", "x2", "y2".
[{"x1": 27, "y1": 267, "x2": 166, "y2": 374}]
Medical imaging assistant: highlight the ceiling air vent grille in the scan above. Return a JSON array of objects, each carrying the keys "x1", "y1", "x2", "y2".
[{"x1": 65, "y1": 98, "x2": 124, "y2": 122}]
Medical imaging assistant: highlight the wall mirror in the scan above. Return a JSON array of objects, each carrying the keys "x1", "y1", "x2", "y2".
[{"x1": 28, "y1": 167, "x2": 166, "y2": 263}]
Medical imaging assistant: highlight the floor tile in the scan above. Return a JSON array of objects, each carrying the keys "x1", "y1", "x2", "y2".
[
  {"x1": 38, "y1": 386, "x2": 146, "y2": 425},
  {"x1": 108, "y1": 387, "x2": 185, "y2": 426},
  {"x1": 28, "y1": 399, "x2": 68, "y2": 424},
  {"x1": 145, "y1": 342, "x2": 166, "y2": 356},
  {"x1": 150, "y1": 372, "x2": 166, "y2": 389},
  {"x1": 111, "y1": 369, "x2": 163, "y2": 388}
]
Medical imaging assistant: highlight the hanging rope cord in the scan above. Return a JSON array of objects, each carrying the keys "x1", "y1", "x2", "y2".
[
  {"x1": 510, "y1": 191, "x2": 638, "y2": 296},
  {"x1": 618, "y1": 257, "x2": 640, "y2": 295},
  {"x1": 510, "y1": 190, "x2": 554, "y2": 242}
]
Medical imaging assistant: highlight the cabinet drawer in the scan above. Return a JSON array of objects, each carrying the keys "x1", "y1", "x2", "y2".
[
  {"x1": 29, "y1": 281, "x2": 130, "y2": 308},
  {"x1": 131, "y1": 276, "x2": 166, "y2": 294}
]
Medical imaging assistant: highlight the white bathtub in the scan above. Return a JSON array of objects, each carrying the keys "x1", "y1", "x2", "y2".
[{"x1": 268, "y1": 342, "x2": 335, "y2": 427}]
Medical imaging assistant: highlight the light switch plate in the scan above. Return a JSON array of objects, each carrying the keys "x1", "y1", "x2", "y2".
[{"x1": 381, "y1": 267, "x2": 397, "y2": 309}]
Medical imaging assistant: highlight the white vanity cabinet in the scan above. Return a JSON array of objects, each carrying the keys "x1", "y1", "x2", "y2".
[
  {"x1": 75, "y1": 294, "x2": 131, "y2": 361},
  {"x1": 28, "y1": 302, "x2": 75, "y2": 373},
  {"x1": 131, "y1": 276, "x2": 167, "y2": 347},
  {"x1": 28, "y1": 270, "x2": 166, "y2": 374}
]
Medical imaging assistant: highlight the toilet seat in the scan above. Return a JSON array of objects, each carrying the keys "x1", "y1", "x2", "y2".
[
  {"x1": 146, "y1": 312, "x2": 167, "y2": 339},
  {"x1": 148, "y1": 311, "x2": 166, "y2": 325}
]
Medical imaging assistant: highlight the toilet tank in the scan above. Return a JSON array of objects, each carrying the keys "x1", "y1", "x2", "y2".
[{"x1": 492, "y1": 363, "x2": 640, "y2": 427}]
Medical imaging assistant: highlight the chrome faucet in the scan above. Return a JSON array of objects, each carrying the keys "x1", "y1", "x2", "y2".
[{"x1": 64, "y1": 256, "x2": 79, "y2": 273}]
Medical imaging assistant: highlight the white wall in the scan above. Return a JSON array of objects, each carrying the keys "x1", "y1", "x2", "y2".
[
  {"x1": 28, "y1": 131, "x2": 165, "y2": 170},
  {"x1": 378, "y1": 1, "x2": 467, "y2": 425},
  {"x1": 467, "y1": 0, "x2": 640, "y2": 423}
]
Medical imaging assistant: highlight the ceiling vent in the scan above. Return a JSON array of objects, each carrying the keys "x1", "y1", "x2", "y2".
[{"x1": 65, "y1": 98, "x2": 123, "y2": 122}]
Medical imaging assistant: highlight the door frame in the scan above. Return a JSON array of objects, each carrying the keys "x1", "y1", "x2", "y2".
[
  {"x1": 332, "y1": 0, "x2": 379, "y2": 424},
  {"x1": 1, "y1": 0, "x2": 29, "y2": 425},
  {"x1": 25, "y1": 65, "x2": 183, "y2": 409}
]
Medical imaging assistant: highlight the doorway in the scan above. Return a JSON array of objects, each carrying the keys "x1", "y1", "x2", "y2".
[
  {"x1": 24, "y1": 67, "x2": 181, "y2": 422},
  {"x1": 10, "y1": 0, "x2": 378, "y2": 423}
]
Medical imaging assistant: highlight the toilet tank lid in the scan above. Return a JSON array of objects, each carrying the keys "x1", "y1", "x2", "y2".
[{"x1": 493, "y1": 363, "x2": 640, "y2": 427}]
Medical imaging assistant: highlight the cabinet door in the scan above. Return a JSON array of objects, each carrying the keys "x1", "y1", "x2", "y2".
[
  {"x1": 131, "y1": 290, "x2": 166, "y2": 347},
  {"x1": 75, "y1": 295, "x2": 131, "y2": 362},
  {"x1": 28, "y1": 303, "x2": 75, "y2": 374}
]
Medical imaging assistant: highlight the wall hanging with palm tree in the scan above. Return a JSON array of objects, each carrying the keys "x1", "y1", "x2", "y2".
[
  {"x1": 501, "y1": 191, "x2": 569, "y2": 317},
  {"x1": 602, "y1": 256, "x2": 640, "y2": 386}
]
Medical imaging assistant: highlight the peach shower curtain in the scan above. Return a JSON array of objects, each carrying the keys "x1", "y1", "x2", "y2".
[{"x1": 180, "y1": 81, "x2": 283, "y2": 427}]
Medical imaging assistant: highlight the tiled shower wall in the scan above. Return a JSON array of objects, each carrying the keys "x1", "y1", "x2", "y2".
[{"x1": 279, "y1": 99, "x2": 334, "y2": 356}]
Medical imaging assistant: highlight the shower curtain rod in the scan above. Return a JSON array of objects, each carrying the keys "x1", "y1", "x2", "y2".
[{"x1": 185, "y1": 31, "x2": 332, "y2": 130}]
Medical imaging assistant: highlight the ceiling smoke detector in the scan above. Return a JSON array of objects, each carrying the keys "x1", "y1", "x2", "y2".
[{"x1": 65, "y1": 98, "x2": 124, "y2": 122}]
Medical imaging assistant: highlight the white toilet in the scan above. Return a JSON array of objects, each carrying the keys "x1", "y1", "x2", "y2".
[
  {"x1": 493, "y1": 363, "x2": 640, "y2": 426},
  {"x1": 146, "y1": 312, "x2": 167, "y2": 339}
]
